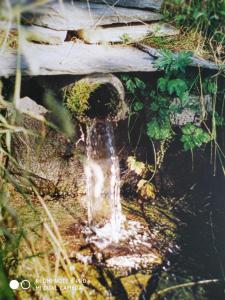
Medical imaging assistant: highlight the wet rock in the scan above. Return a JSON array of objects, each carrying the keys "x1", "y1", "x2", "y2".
[
  {"x1": 106, "y1": 253, "x2": 161, "y2": 269},
  {"x1": 11, "y1": 96, "x2": 85, "y2": 196},
  {"x1": 78, "y1": 23, "x2": 179, "y2": 44}
]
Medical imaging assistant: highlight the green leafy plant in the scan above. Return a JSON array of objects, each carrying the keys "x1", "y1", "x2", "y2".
[
  {"x1": 133, "y1": 101, "x2": 144, "y2": 112},
  {"x1": 147, "y1": 118, "x2": 172, "y2": 140},
  {"x1": 146, "y1": 50, "x2": 196, "y2": 143},
  {"x1": 213, "y1": 112, "x2": 225, "y2": 126},
  {"x1": 122, "y1": 76, "x2": 146, "y2": 95},
  {"x1": 155, "y1": 50, "x2": 192, "y2": 74},
  {"x1": 181, "y1": 123, "x2": 211, "y2": 151},
  {"x1": 122, "y1": 49, "x2": 222, "y2": 151}
]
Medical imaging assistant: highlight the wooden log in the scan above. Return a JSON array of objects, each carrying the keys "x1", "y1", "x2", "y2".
[
  {"x1": 22, "y1": 2, "x2": 162, "y2": 31},
  {"x1": 0, "y1": 42, "x2": 157, "y2": 76},
  {"x1": 78, "y1": 23, "x2": 179, "y2": 44},
  {"x1": 81, "y1": 0, "x2": 163, "y2": 10}
]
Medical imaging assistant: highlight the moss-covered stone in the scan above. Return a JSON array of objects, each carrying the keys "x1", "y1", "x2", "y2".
[{"x1": 62, "y1": 81, "x2": 100, "y2": 117}]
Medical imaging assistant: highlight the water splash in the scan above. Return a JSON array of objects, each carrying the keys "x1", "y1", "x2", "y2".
[
  {"x1": 84, "y1": 120, "x2": 124, "y2": 243},
  {"x1": 81, "y1": 121, "x2": 160, "y2": 266}
]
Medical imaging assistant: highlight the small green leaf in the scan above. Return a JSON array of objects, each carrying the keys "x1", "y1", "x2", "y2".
[
  {"x1": 147, "y1": 118, "x2": 172, "y2": 140},
  {"x1": 125, "y1": 79, "x2": 136, "y2": 94},
  {"x1": 150, "y1": 102, "x2": 159, "y2": 112},
  {"x1": 167, "y1": 79, "x2": 188, "y2": 97},
  {"x1": 181, "y1": 123, "x2": 211, "y2": 151},
  {"x1": 133, "y1": 101, "x2": 144, "y2": 112},
  {"x1": 134, "y1": 78, "x2": 146, "y2": 90},
  {"x1": 157, "y1": 77, "x2": 168, "y2": 92},
  {"x1": 214, "y1": 112, "x2": 225, "y2": 126}
]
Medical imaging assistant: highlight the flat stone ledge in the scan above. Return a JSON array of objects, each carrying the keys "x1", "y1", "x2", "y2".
[
  {"x1": 0, "y1": 42, "x2": 157, "y2": 76},
  {"x1": 22, "y1": 1, "x2": 162, "y2": 31},
  {"x1": 82, "y1": 0, "x2": 163, "y2": 11}
]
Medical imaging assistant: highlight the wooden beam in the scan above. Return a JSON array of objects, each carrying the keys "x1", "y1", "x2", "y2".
[
  {"x1": 0, "y1": 42, "x2": 157, "y2": 76},
  {"x1": 78, "y1": 23, "x2": 179, "y2": 44},
  {"x1": 82, "y1": 0, "x2": 163, "y2": 11},
  {"x1": 22, "y1": 1, "x2": 162, "y2": 31}
]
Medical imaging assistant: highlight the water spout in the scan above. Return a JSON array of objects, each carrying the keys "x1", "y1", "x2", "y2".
[{"x1": 61, "y1": 73, "x2": 128, "y2": 122}]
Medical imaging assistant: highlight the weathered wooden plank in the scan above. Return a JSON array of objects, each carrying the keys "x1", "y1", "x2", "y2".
[
  {"x1": 0, "y1": 21, "x2": 67, "y2": 45},
  {"x1": 137, "y1": 44, "x2": 220, "y2": 70},
  {"x1": 22, "y1": 2, "x2": 162, "y2": 31},
  {"x1": 78, "y1": 23, "x2": 179, "y2": 44},
  {"x1": 82, "y1": 0, "x2": 163, "y2": 10},
  {"x1": 0, "y1": 42, "x2": 157, "y2": 76}
]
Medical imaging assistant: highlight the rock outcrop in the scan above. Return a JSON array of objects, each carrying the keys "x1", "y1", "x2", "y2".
[{"x1": 11, "y1": 96, "x2": 85, "y2": 196}]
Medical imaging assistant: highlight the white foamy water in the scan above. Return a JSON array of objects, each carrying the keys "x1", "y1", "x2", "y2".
[{"x1": 84, "y1": 120, "x2": 125, "y2": 244}]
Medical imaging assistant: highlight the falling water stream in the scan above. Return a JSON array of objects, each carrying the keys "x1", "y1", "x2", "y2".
[
  {"x1": 84, "y1": 120, "x2": 125, "y2": 244},
  {"x1": 83, "y1": 119, "x2": 156, "y2": 269}
]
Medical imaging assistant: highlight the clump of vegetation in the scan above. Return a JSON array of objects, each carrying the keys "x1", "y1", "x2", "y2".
[
  {"x1": 62, "y1": 81, "x2": 100, "y2": 117},
  {"x1": 122, "y1": 49, "x2": 224, "y2": 153},
  {"x1": 143, "y1": 30, "x2": 208, "y2": 59},
  {"x1": 163, "y1": 0, "x2": 225, "y2": 41},
  {"x1": 142, "y1": 0, "x2": 225, "y2": 62},
  {"x1": 161, "y1": 0, "x2": 225, "y2": 62},
  {"x1": 146, "y1": 49, "x2": 212, "y2": 148}
]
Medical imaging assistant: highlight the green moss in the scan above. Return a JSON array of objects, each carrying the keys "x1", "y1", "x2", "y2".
[
  {"x1": 62, "y1": 81, "x2": 100, "y2": 117},
  {"x1": 121, "y1": 273, "x2": 151, "y2": 299},
  {"x1": 122, "y1": 199, "x2": 177, "y2": 242}
]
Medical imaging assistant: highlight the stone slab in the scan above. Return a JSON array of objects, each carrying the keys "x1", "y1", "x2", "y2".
[
  {"x1": 22, "y1": 1, "x2": 162, "y2": 30},
  {"x1": 78, "y1": 23, "x2": 179, "y2": 44}
]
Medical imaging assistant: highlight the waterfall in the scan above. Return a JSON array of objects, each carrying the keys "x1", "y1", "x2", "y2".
[{"x1": 84, "y1": 120, "x2": 124, "y2": 243}]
